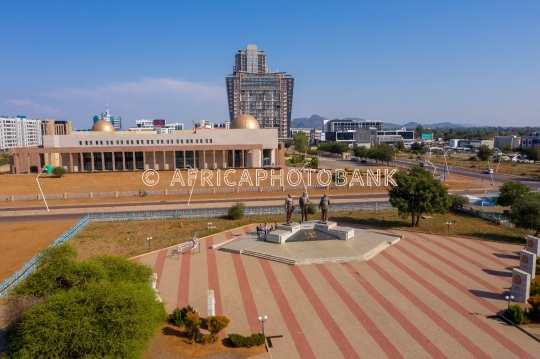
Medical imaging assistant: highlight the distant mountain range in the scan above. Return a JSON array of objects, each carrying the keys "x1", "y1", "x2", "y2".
[{"x1": 292, "y1": 115, "x2": 477, "y2": 130}]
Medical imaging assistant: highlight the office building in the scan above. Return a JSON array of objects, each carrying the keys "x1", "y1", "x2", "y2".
[
  {"x1": 494, "y1": 136, "x2": 520, "y2": 149},
  {"x1": 323, "y1": 119, "x2": 384, "y2": 132},
  {"x1": 521, "y1": 133, "x2": 540, "y2": 149},
  {"x1": 0, "y1": 116, "x2": 42, "y2": 150},
  {"x1": 226, "y1": 44, "x2": 294, "y2": 139},
  {"x1": 9, "y1": 114, "x2": 284, "y2": 173}
]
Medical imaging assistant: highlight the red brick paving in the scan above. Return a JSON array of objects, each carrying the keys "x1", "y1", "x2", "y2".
[
  {"x1": 366, "y1": 260, "x2": 492, "y2": 358},
  {"x1": 394, "y1": 243, "x2": 501, "y2": 313},
  {"x1": 176, "y1": 251, "x2": 191, "y2": 308},
  {"x1": 259, "y1": 258, "x2": 316, "y2": 359},
  {"x1": 336, "y1": 264, "x2": 448, "y2": 359},
  {"x1": 405, "y1": 236, "x2": 502, "y2": 293},
  {"x1": 205, "y1": 236, "x2": 223, "y2": 316},
  {"x1": 289, "y1": 266, "x2": 361, "y2": 359},
  {"x1": 231, "y1": 253, "x2": 260, "y2": 334},
  {"x1": 153, "y1": 249, "x2": 168, "y2": 288},
  {"x1": 381, "y1": 251, "x2": 536, "y2": 359},
  {"x1": 440, "y1": 235, "x2": 512, "y2": 268},
  {"x1": 139, "y1": 226, "x2": 540, "y2": 358}
]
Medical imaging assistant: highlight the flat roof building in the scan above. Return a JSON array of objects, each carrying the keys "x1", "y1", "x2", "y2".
[{"x1": 9, "y1": 114, "x2": 284, "y2": 174}]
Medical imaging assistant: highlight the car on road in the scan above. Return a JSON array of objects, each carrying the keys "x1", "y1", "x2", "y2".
[
  {"x1": 350, "y1": 157, "x2": 358, "y2": 161},
  {"x1": 360, "y1": 160, "x2": 368, "y2": 164},
  {"x1": 419, "y1": 162, "x2": 425, "y2": 167},
  {"x1": 482, "y1": 169, "x2": 494, "y2": 174}
]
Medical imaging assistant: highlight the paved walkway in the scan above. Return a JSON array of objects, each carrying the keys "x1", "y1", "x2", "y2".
[{"x1": 134, "y1": 225, "x2": 540, "y2": 358}]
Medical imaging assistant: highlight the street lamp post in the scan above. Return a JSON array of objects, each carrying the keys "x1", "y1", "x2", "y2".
[
  {"x1": 505, "y1": 295, "x2": 514, "y2": 309},
  {"x1": 445, "y1": 222, "x2": 452, "y2": 236},
  {"x1": 186, "y1": 164, "x2": 197, "y2": 206},
  {"x1": 147, "y1": 236, "x2": 152, "y2": 252},
  {"x1": 258, "y1": 315, "x2": 268, "y2": 335}
]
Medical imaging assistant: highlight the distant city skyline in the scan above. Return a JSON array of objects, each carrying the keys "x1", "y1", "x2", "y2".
[{"x1": 1, "y1": 1, "x2": 539, "y2": 129}]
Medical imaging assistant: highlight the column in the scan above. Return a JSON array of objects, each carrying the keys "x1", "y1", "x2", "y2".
[
  {"x1": 183, "y1": 151, "x2": 186, "y2": 169},
  {"x1": 80, "y1": 153, "x2": 83, "y2": 172},
  {"x1": 69, "y1": 153, "x2": 73, "y2": 172},
  {"x1": 90, "y1": 152, "x2": 94, "y2": 172},
  {"x1": 232, "y1": 149, "x2": 235, "y2": 168},
  {"x1": 101, "y1": 152, "x2": 104, "y2": 171},
  {"x1": 122, "y1": 151, "x2": 125, "y2": 171},
  {"x1": 212, "y1": 150, "x2": 216, "y2": 169},
  {"x1": 142, "y1": 151, "x2": 146, "y2": 170},
  {"x1": 223, "y1": 149, "x2": 226, "y2": 168},
  {"x1": 202, "y1": 150, "x2": 206, "y2": 169},
  {"x1": 112, "y1": 152, "x2": 116, "y2": 171},
  {"x1": 162, "y1": 151, "x2": 166, "y2": 170},
  {"x1": 132, "y1": 152, "x2": 135, "y2": 171},
  {"x1": 152, "y1": 151, "x2": 156, "y2": 170}
]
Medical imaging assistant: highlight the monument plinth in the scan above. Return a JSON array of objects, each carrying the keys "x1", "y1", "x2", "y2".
[{"x1": 266, "y1": 220, "x2": 354, "y2": 244}]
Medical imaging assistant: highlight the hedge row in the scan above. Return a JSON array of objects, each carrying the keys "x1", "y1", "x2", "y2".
[{"x1": 228, "y1": 333, "x2": 265, "y2": 348}]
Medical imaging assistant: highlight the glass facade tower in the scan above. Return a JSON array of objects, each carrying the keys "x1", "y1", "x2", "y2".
[{"x1": 226, "y1": 44, "x2": 294, "y2": 138}]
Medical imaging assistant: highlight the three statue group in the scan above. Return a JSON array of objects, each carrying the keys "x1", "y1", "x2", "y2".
[{"x1": 284, "y1": 192, "x2": 330, "y2": 225}]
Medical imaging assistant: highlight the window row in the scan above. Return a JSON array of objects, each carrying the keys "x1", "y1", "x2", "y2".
[{"x1": 79, "y1": 138, "x2": 213, "y2": 146}]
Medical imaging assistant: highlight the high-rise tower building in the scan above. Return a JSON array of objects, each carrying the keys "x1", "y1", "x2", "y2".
[{"x1": 226, "y1": 44, "x2": 294, "y2": 138}]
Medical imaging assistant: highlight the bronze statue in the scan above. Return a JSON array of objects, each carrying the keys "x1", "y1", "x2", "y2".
[
  {"x1": 284, "y1": 194, "x2": 295, "y2": 224},
  {"x1": 319, "y1": 193, "x2": 330, "y2": 222},
  {"x1": 299, "y1": 192, "x2": 310, "y2": 222}
]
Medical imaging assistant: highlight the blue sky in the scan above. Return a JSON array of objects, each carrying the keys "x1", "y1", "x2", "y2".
[{"x1": 1, "y1": 1, "x2": 539, "y2": 129}]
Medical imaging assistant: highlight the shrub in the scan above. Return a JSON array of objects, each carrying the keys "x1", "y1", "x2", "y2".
[
  {"x1": 228, "y1": 333, "x2": 266, "y2": 348},
  {"x1": 307, "y1": 202, "x2": 317, "y2": 214},
  {"x1": 531, "y1": 277, "x2": 540, "y2": 296},
  {"x1": 5, "y1": 244, "x2": 167, "y2": 358},
  {"x1": 228, "y1": 202, "x2": 245, "y2": 220},
  {"x1": 468, "y1": 156, "x2": 478, "y2": 161},
  {"x1": 527, "y1": 295, "x2": 540, "y2": 321},
  {"x1": 168, "y1": 305, "x2": 196, "y2": 327},
  {"x1": 30, "y1": 165, "x2": 38, "y2": 173},
  {"x1": 449, "y1": 194, "x2": 469, "y2": 209},
  {"x1": 206, "y1": 315, "x2": 230, "y2": 343},
  {"x1": 51, "y1": 166, "x2": 67, "y2": 177},
  {"x1": 184, "y1": 311, "x2": 200, "y2": 341},
  {"x1": 139, "y1": 189, "x2": 147, "y2": 197},
  {"x1": 505, "y1": 304, "x2": 526, "y2": 325}
]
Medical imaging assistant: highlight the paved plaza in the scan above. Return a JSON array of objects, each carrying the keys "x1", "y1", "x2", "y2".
[{"x1": 134, "y1": 224, "x2": 540, "y2": 358}]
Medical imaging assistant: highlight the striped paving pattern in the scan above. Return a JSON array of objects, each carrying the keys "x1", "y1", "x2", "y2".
[{"x1": 136, "y1": 226, "x2": 540, "y2": 358}]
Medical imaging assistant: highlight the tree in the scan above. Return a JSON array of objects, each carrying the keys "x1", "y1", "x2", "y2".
[
  {"x1": 410, "y1": 142, "x2": 428, "y2": 155},
  {"x1": 228, "y1": 202, "x2": 245, "y2": 220},
  {"x1": 318, "y1": 142, "x2": 349, "y2": 154},
  {"x1": 511, "y1": 192, "x2": 540, "y2": 234},
  {"x1": 6, "y1": 245, "x2": 167, "y2": 358},
  {"x1": 206, "y1": 315, "x2": 230, "y2": 343},
  {"x1": 388, "y1": 166, "x2": 451, "y2": 227},
  {"x1": 184, "y1": 311, "x2": 201, "y2": 342},
  {"x1": 52, "y1": 166, "x2": 67, "y2": 177},
  {"x1": 284, "y1": 139, "x2": 293, "y2": 149},
  {"x1": 415, "y1": 125, "x2": 424, "y2": 138},
  {"x1": 309, "y1": 157, "x2": 319, "y2": 169},
  {"x1": 449, "y1": 194, "x2": 469, "y2": 209},
  {"x1": 477, "y1": 145, "x2": 494, "y2": 161},
  {"x1": 498, "y1": 181, "x2": 530, "y2": 207},
  {"x1": 292, "y1": 132, "x2": 309, "y2": 153},
  {"x1": 395, "y1": 141, "x2": 405, "y2": 152},
  {"x1": 352, "y1": 146, "x2": 369, "y2": 159},
  {"x1": 523, "y1": 147, "x2": 540, "y2": 162}
]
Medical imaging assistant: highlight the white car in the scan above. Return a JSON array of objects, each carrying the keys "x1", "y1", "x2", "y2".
[{"x1": 482, "y1": 169, "x2": 494, "y2": 174}]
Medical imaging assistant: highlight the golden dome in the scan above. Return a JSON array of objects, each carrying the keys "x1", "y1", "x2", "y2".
[
  {"x1": 91, "y1": 119, "x2": 115, "y2": 132},
  {"x1": 230, "y1": 114, "x2": 260, "y2": 129}
]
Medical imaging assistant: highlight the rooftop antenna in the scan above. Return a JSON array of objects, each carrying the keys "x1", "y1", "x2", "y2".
[{"x1": 105, "y1": 99, "x2": 110, "y2": 117}]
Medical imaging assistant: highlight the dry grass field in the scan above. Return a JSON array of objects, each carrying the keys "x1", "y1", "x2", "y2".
[
  {"x1": 69, "y1": 208, "x2": 527, "y2": 261},
  {"x1": 0, "y1": 220, "x2": 76, "y2": 281}
]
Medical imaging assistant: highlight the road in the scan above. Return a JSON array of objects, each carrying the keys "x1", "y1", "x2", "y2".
[{"x1": 0, "y1": 189, "x2": 487, "y2": 223}]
